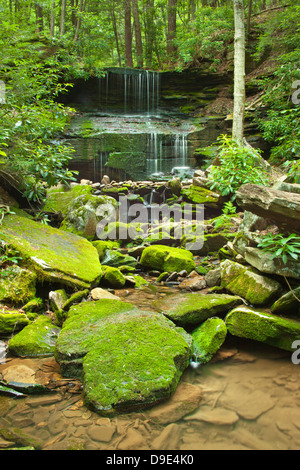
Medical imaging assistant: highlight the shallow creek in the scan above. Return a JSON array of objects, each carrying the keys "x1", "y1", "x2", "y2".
[{"x1": 1, "y1": 282, "x2": 300, "y2": 451}]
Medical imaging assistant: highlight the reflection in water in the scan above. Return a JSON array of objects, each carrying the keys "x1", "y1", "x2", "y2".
[{"x1": 1, "y1": 285, "x2": 300, "y2": 450}]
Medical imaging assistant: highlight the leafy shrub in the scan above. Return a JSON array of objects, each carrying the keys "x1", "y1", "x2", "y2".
[
  {"x1": 207, "y1": 135, "x2": 270, "y2": 200},
  {"x1": 257, "y1": 233, "x2": 300, "y2": 265}
]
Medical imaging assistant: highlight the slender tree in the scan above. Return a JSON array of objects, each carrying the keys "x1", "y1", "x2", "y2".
[
  {"x1": 167, "y1": 0, "x2": 177, "y2": 58},
  {"x1": 60, "y1": 0, "x2": 67, "y2": 35},
  {"x1": 232, "y1": 0, "x2": 246, "y2": 144},
  {"x1": 132, "y1": 0, "x2": 143, "y2": 68},
  {"x1": 124, "y1": 0, "x2": 133, "y2": 67}
]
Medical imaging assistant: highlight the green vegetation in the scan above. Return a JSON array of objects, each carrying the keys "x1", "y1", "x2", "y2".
[{"x1": 257, "y1": 233, "x2": 300, "y2": 265}]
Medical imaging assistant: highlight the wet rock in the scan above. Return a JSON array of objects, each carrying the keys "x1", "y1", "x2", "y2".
[
  {"x1": 184, "y1": 406, "x2": 239, "y2": 426},
  {"x1": 87, "y1": 422, "x2": 116, "y2": 442},
  {"x1": 151, "y1": 423, "x2": 180, "y2": 450},
  {"x1": 101, "y1": 175, "x2": 110, "y2": 185},
  {"x1": 205, "y1": 267, "x2": 221, "y2": 287},
  {"x1": 225, "y1": 305, "x2": 300, "y2": 351},
  {"x1": 0, "y1": 266, "x2": 37, "y2": 305},
  {"x1": 220, "y1": 259, "x2": 282, "y2": 306},
  {"x1": 101, "y1": 249, "x2": 138, "y2": 269},
  {"x1": 8, "y1": 315, "x2": 61, "y2": 357},
  {"x1": 153, "y1": 292, "x2": 242, "y2": 327},
  {"x1": 92, "y1": 240, "x2": 121, "y2": 261},
  {"x1": 0, "y1": 214, "x2": 102, "y2": 290},
  {"x1": 178, "y1": 275, "x2": 206, "y2": 291},
  {"x1": 168, "y1": 177, "x2": 182, "y2": 197},
  {"x1": 49, "y1": 289, "x2": 68, "y2": 314},
  {"x1": 181, "y1": 185, "x2": 221, "y2": 208},
  {"x1": 147, "y1": 382, "x2": 202, "y2": 424},
  {"x1": 191, "y1": 317, "x2": 227, "y2": 364},
  {"x1": 140, "y1": 245, "x2": 196, "y2": 274}
]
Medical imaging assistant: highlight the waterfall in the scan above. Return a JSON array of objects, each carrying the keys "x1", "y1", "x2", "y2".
[{"x1": 98, "y1": 68, "x2": 160, "y2": 115}]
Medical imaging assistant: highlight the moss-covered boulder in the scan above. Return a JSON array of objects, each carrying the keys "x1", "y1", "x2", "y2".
[
  {"x1": 92, "y1": 240, "x2": 121, "y2": 261},
  {"x1": 181, "y1": 185, "x2": 221, "y2": 207},
  {"x1": 8, "y1": 315, "x2": 60, "y2": 357},
  {"x1": 101, "y1": 250, "x2": 138, "y2": 269},
  {"x1": 140, "y1": 245, "x2": 196, "y2": 274},
  {"x1": 0, "y1": 214, "x2": 102, "y2": 289},
  {"x1": 55, "y1": 299, "x2": 191, "y2": 415},
  {"x1": 101, "y1": 266, "x2": 126, "y2": 288},
  {"x1": 59, "y1": 192, "x2": 118, "y2": 240},
  {"x1": 271, "y1": 287, "x2": 300, "y2": 315},
  {"x1": 225, "y1": 305, "x2": 300, "y2": 351},
  {"x1": 220, "y1": 259, "x2": 282, "y2": 306},
  {"x1": 0, "y1": 311, "x2": 31, "y2": 336},
  {"x1": 191, "y1": 317, "x2": 227, "y2": 364},
  {"x1": 0, "y1": 266, "x2": 36, "y2": 305},
  {"x1": 153, "y1": 292, "x2": 242, "y2": 327},
  {"x1": 43, "y1": 185, "x2": 93, "y2": 217}
]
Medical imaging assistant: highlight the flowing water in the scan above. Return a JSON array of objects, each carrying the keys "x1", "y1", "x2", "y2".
[
  {"x1": 1, "y1": 282, "x2": 300, "y2": 451},
  {"x1": 63, "y1": 68, "x2": 229, "y2": 183}
]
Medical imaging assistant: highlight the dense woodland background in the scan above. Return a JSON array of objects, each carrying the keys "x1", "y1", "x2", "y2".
[{"x1": 0, "y1": 0, "x2": 299, "y2": 202}]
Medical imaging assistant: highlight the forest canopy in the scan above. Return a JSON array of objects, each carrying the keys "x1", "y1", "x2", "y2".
[{"x1": 0, "y1": 0, "x2": 299, "y2": 202}]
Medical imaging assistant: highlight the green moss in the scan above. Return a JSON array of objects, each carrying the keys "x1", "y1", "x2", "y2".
[
  {"x1": 191, "y1": 317, "x2": 227, "y2": 364},
  {"x1": 8, "y1": 315, "x2": 60, "y2": 357},
  {"x1": 220, "y1": 259, "x2": 281, "y2": 306},
  {"x1": 225, "y1": 305, "x2": 300, "y2": 351},
  {"x1": 92, "y1": 240, "x2": 121, "y2": 261},
  {"x1": 0, "y1": 266, "x2": 36, "y2": 305},
  {"x1": 0, "y1": 311, "x2": 31, "y2": 336},
  {"x1": 101, "y1": 266, "x2": 126, "y2": 288},
  {"x1": 153, "y1": 292, "x2": 242, "y2": 327},
  {"x1": 22, "y1": 297, "x2": 44, "y2": 313},
  {"x1": 82, "y1": 313, "x2": 191, "y2": 415},
  {"x1": 102, "y1": 250, "x2": 138, "y2": 268},
  {"x1": 0, "y1": 214, "x2": 102, "y2": 289},
  {"x1": 140, "y1": 245, "x2": 196, "y2": 274},
  {"x1": 43, "y1": 185, "x2": 93, "y2": 217},
  {"x1": 181, "y1": 185, "x2": 220, "y2": 206}
]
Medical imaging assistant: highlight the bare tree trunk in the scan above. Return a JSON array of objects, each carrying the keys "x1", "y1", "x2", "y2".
[
  {"x1": 247, "y1": 0, "x2": 252, "y2": 33},
  {"x1": 111, "y1": 1, "x2": 122, "y2": 66},
  {"x1": 145, "y1": 0, "x2": 154, "y2": 67},
  {"x1": 132, "y1": 0, "x2": 143, "y2": 68},
  {"x1": 60, "y1": 0, "x2": 66, "y2": 35},
  {"x1": 232, "y1": 0, "x2": 245, "y2": 144},
  {"x1": 167, "y1": 0, "x2": 177, "y2": 58},
  {"x1": 124, "y1": 0, "x2": 133, "y2": 67},
  {"x1": 74, "y1": 0, "x2": 84, "y2": 42},
  {"x1": 50, "y1": 1, "x2": 55, "y2": 38},
  {"x1": 35, "y1": 2, "x2": 43, "y2": 32}
]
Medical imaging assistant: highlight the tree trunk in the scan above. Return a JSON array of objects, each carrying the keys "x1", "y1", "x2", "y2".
[
  {"x1": 124, "y1": 0, "x2": 133, "y2": 67},
  {"x1": 167, "y1": 0, "x2": 177, "y2": 58},
  {"x1": 50, "y1": 1, "x2": 55, "y2": 38},
  {"x1": 60, "y1": 0, "x2": 66, "y2": 35},
  {"x1": 35, "y1": 2, "x2": 43, "y2": 32},
  {"x1": 111, "y1": 2, "x2": 122, "y2": 67},
  {"x1": 132, "y1": 0, "x2": 143, "y2": 68},
  {"x1": 145, "y1": 0, "x2": 154, "y2": 67},
  {"x1": 74, "y1": 0, "x2": 84, "y2": 42},
  {"x1": 247, "y1": 0, "x2": 252, "y2": 33},
  {"x1": 232, "y1": 0, "x2": 245, "y2": 144}
]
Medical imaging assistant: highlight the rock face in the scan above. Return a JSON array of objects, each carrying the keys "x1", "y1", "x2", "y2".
[
  {"x1": 55, "y1": 299, "x2": 191, "y2": 415},
  {"x1": 225, "y1": 305, "x2": 300, "y2": 351},
  {"x1": 153, "y1": 292, "x2": 242, "y2": 327},
  {"x1": 236, "y1": 184, "x2": 300, "y2": 232},
  {"x1": 140, "y1": 245, "x2": 196, "y2": 274},
  {"x1": 243, "y1": 247, "x2": 300, "y2": 280},
  {"x1": 220, "y1": 259, "x2": 282, "y2": 306},
  {"x1": 0, "y1": 214, "x2": 102, "y2": 289},
  {"x1": 0, "y1": 311, "x2": 31, "y2": 336}
]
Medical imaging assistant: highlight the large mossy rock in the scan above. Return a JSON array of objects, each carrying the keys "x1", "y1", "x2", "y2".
[
  {"x1": 43, "y1": 185, "x2": 94, "y2": 217},
  {"x1": 0, "y1": 311, "x2": 31, "y2": 336},
  {"x1": 271, "y1": 287, "x2": 300, "y2": 315},
  {"x1": 140, "y1": 245, "x2": 195, "y2": 274},
  {"x1": 220, "y1": 259, "x2": 282, "y2": 306},
  {"x1": 0, "y1": 214, "x2": 102, "y2": 289},
  {"x1": 191, "y1": 317, "x2": 227, "y2": 364},
  {"x1": 59, "y1": 192, "x2": 118, "y2": 240},
  {"x1": 0, "y1": 266, "x2": 36, "y2": 305},
  {"x1": 181, "y1": 185, "x2": 221, "y2": 208},
  {"x1": 8, "y1": 315, "x2": 60, "y2": 357},
  {"x1": 225, "y1": 305, "x2": 300, "y2": 351},
  {"x1": 55, "y1": 299, "x2": 191, "y2": 415},
  {"x1": 153, "y1": 292, "x2": 242, "y2": 327}
]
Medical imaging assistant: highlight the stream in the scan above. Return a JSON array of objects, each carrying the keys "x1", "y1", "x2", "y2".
[{"x1": 1, "y1": 281, "x2": 300, "y2": 450}]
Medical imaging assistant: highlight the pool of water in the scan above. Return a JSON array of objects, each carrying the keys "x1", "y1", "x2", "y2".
[{"x1": 1, "y1": 284, "x2": 300, "y2": 451}]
